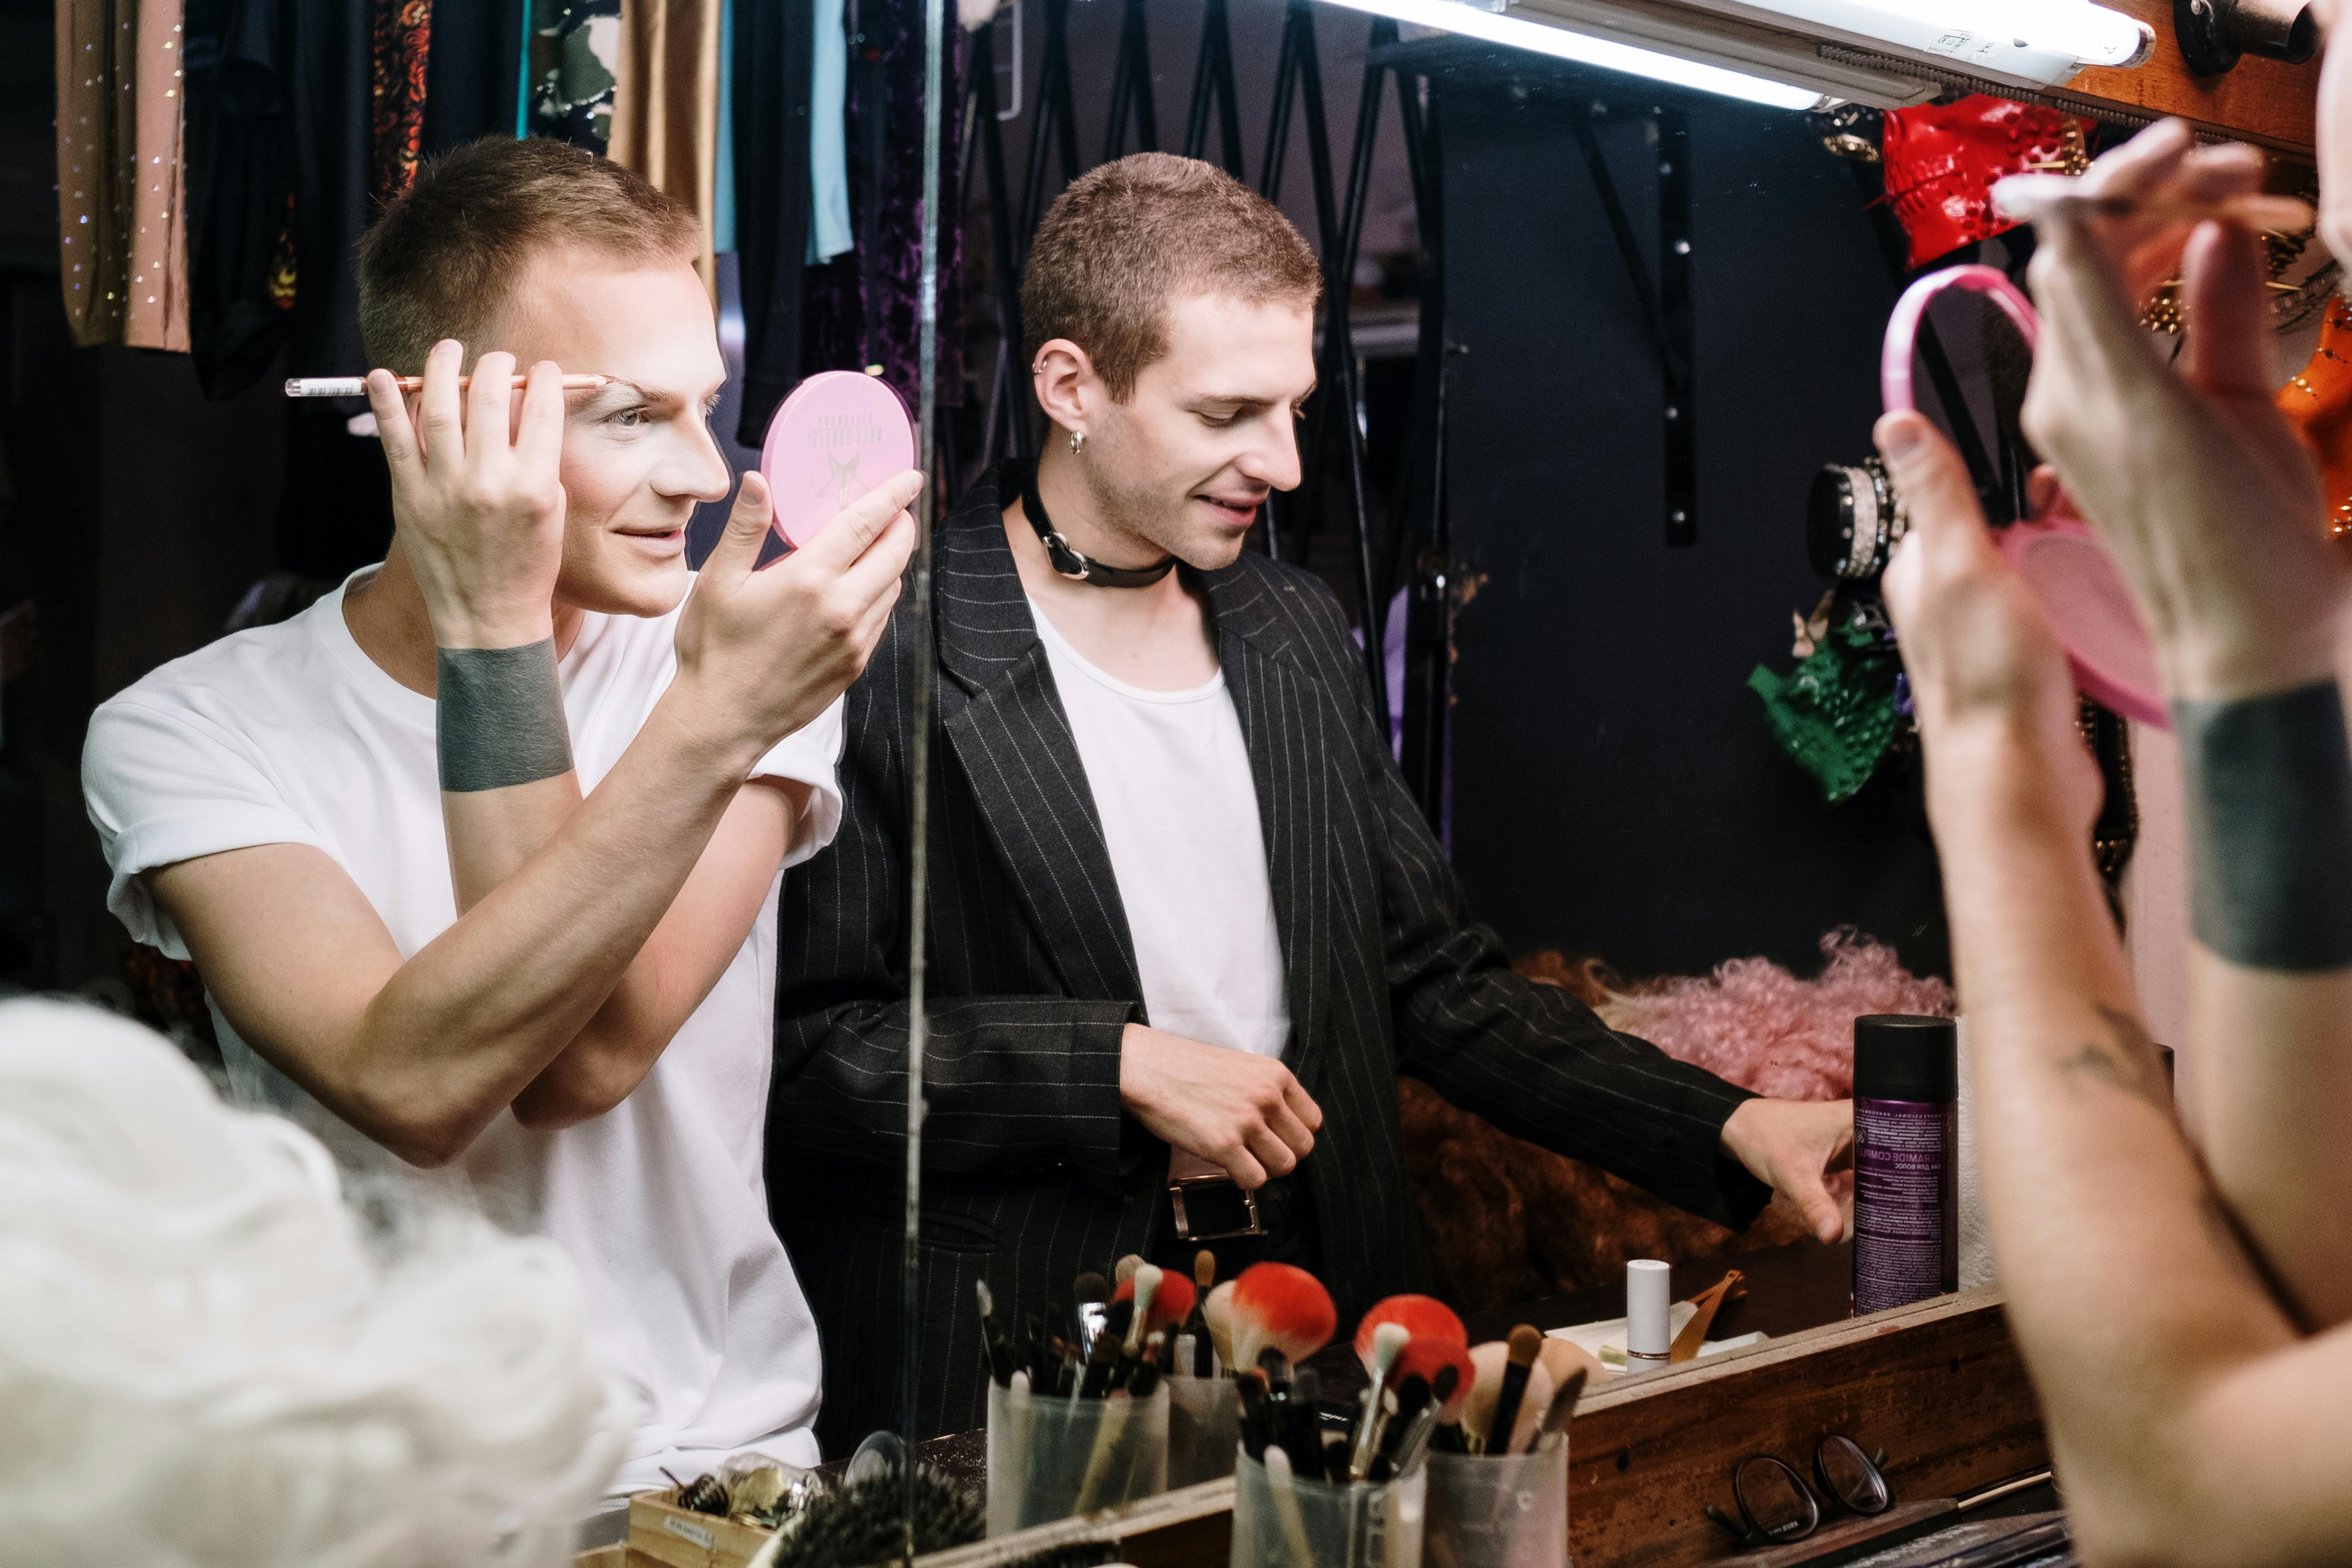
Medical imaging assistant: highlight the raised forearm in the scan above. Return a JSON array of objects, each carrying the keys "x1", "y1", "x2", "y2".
[
  {"x1": 1929, "y1": 733, "x2": 2302, "y2": 1561},
  {"x1": 349, "y1": 693, "x2": 760, "y2": 1159},
  {"x1": 2173, "y1": 681, "x2": 2352, "y2": 1327}
]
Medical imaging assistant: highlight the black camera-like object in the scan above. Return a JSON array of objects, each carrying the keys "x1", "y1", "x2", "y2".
[{"x1": 1808, "y1": 458, "x2": 1909, "y2": 581}]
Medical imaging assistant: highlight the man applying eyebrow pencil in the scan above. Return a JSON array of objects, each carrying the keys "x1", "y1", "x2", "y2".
[{"x1": 81, "y1": 137, "x2": 916, "y2": 1488}]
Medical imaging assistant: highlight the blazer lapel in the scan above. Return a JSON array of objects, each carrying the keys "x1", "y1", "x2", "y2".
[
  {"x1": 1203, "y1": 568, "x2": 1335, "y2": 1092},
  {"x1": 932, "y1": 481, "x2": 1144, "y2": 1006}
]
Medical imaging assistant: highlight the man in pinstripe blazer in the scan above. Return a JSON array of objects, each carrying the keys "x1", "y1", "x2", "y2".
[{"x1": 770, "y1": 155, "x2": 1855, "y2": 1453}]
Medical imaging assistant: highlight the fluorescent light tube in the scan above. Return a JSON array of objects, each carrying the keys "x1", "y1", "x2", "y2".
[
  {"x1": 1318, "y1": 0, "x2": 1830, "y2": 108},
  {"x1": 1671, "y1": 0, "x2": 2156, "y2": 85}
]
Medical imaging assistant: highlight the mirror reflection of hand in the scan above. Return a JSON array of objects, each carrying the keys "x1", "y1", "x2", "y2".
[
  {"x1": 1118, "y1": 1025, "x2": 1321, "y2": 1191},
  {"x1": 1719, "y1": 1097, "x2": 1855, "y2": 1245},
  {"x1": 1878, "y1": 410, "x2": 2102, "y2": 831},
  {"x1": 673, "y1": 469, "x2": 919, "y2": 757},
  {"x1": 2022, "y1": 130, "x2": 2343, "y2": 704}
]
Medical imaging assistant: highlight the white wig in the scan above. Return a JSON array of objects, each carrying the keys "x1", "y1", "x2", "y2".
[{"x1": 0, "y1": 999, "x2": 629, "y2": 1567}]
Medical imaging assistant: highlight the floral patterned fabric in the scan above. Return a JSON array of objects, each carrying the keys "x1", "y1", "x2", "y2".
[{"x1": 369, "y1": 0, "x2": 430, "y2": 205}]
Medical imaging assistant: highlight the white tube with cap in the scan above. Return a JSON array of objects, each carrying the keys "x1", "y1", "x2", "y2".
[{"x1": 1626, "y1": 1259, "x2": 1672, "y2": 1372}]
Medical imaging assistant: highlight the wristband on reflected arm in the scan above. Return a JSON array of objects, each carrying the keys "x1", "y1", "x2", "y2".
[
  {"x1": 2177, "y1": 680, "x2": 2352, "y2": 973},
  {"x1": 435, "y1": 640, "x2": 574, "y2": 792}
]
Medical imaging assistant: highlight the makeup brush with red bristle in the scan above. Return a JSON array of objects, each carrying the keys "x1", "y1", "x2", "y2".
[
  {"x1": 1396, "y1": 1335, "x2": 1475, "y2": 1422},
  {"x1": 1229, "y1": 1263, "x2": 1337, "y2": 1374},
  {"x1": 1113, "y1": 1266, "x2": 1195, "y2": 1344},
  {"x1": 1353, "y1": 1294, "x2": 1466, "y2": 1368}
]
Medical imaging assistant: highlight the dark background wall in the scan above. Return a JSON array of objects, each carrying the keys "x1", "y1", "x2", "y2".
[{"x1": 1437, "y1": 72, "x2": 1949, "y2": 981}]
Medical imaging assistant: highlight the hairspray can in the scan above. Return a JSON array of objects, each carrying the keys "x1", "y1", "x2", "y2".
[{"x1": 1852, "y1": 1014, "x2": 1959, "y2": 1315}]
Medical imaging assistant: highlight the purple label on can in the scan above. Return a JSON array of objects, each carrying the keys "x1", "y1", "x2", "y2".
[{"x1": 1852, "y1": 1096, "x2": 1958, "y2": 1315}]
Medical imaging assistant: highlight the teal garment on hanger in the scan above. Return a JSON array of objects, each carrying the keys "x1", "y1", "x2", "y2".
[
  {"x1": 715, "y1": 0, "x2": 736, "y2": 251},
  {"x1": 808, "y1": 0, "x2": 853, "y2": 263}
]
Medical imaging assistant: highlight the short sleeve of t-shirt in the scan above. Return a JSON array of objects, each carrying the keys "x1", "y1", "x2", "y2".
[
  {"x1": 752, "y1": 695, "x2": 848, "y2": 870},
  {"x1": 83, "y1": 697, "x2": 327, "y2": 959}
]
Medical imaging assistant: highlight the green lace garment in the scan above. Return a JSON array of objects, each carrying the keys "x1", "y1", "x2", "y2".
[{"x1": 1747, "y1": 620, "x2": 1903, "y2": 803}]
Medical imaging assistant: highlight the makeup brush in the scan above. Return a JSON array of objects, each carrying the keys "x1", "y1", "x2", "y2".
[
  {"x1": 1112, "y1": 1265, "x2": 1195, "y2": 1348},
  {"x1": 1073, "y1": 1270, "x2": 1110, "y2": 1358},
  {"x1": 1229, "y1": 1262, "x2": 1337, "y2": 1374},
  {"x1": 1203, "y1": 1281, "x2": 1237, "y2": 1374},
  {"x1": 976, "y1": 1280, "x2": 1015, "y2": 1387},
  {"x1": 1075, "y1": 1330, "x2": 1123, "y2": 1399},
  {"x1": 1424, "y1": 1363, "x2": 1468, "y2": 1455},
  {"x1": 1988, "y1": 171, "x2": 2313, "y2": 233},
  {"x1": 1354, "y1": 1294, "x2": 1466, "y2": 1367},
  {"x1": 1123, "y1": 1263, "x2": 1163, "y2": 1354},
  {"x1": 1488, "y1": 1326, "x2": 1545, "y2": 1457},
  {"x1": 1535, "y1": 1366, "x2": 1588, "y2": 1452},
  {"x1": 1537, "y1": 1335, "x2": 1607, "y2": 1393},
  {"x1": 1394, "y1": 1336, "x2": 1475, "y2": 1421},
  {"x1": 1188, "y1": 1252, "x2": 1217, "y2": 1376},
  {"x1": 1348, "y1": 1321, "x2": 1411, "y2": 1480},
  {"x1": 1461, "y1": 1335, "x2": 1553, "y2": 1457},
  {"x1": 1261, "y1": 1443, "x2": 1318, "y2": 1567},
  {"x1": 1375, "y1": 1374, "x2": 1437, "y2": 1481},
  {"x1": 1114, "y1": 1254, "x2": 1145, "y2": 1287}
]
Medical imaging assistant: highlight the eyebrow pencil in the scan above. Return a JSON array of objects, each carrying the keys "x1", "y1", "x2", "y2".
[{"x1": 284, "y1": 373, "x2": 613, "y2": 397}]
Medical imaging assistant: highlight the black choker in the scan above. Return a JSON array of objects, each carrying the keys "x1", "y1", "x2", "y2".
[{"x1": 1020, "y1": 464, "x2": 1179, "y2": 588}]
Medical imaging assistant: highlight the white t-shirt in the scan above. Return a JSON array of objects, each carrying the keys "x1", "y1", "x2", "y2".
[
  {"x1": 1029, "y1": 602, "x2": 1291, "y2": 1057},
  {"x1": 82, "y1": 568, "x2": 841, "y2": 1492}
]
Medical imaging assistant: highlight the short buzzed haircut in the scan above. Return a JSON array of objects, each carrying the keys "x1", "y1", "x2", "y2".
[
  {"x1": 358, "y1": 136, "x2": 700, "y2": 374},
  {"x1": 1022, "y1": 153, "x2": 1322, "y2": 400}
]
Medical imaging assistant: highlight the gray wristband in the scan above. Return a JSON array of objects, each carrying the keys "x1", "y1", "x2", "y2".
[
  {"x1": 2176, "y1": 679, "x2": 2352, "y2": 972},
  {"x1": 435, "y1": 640, "x2": 574, "y2": 793}
]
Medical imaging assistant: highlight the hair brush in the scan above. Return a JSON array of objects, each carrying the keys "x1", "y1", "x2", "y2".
[{"x1": 751, "y1": 1461, "x2": 983, "y2": 1568}]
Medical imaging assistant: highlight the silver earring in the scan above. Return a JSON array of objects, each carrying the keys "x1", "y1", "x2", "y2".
[{"x1": 1069, "y1": 430, "x2": 1085, "y2": 457}]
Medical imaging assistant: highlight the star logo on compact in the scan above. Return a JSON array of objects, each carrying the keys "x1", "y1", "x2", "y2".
[{"x1": 819, "y1": 454, "x2": 869, "y2": 509}]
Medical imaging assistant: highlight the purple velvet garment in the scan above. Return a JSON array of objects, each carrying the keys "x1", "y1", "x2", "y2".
[{"x1": 800, "y1": 0, "x2": 965, "y2": 412}]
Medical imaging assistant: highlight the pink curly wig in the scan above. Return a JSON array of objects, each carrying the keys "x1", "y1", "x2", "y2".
[{"x1": 1584, "y1": 928, "x2": 1953, "y2": 1101}]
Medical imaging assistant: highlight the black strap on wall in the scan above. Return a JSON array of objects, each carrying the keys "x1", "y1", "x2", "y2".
[
  {"x1": 1183, "y1": 0, "x2": 1246, "y2": 179},
  {"x1": 1571, "y1": 105, "x2": 1697, "y2": 549},
  {"x1": 1103, "y1": 0, "x2": 1159, "y2": 161},
  {"x1": 970, "y1": 17, "x2": 1031, "y2": 468}
]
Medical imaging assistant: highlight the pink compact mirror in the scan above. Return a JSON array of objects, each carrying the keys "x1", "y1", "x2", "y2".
[
  {"x1": 759, "y1": 369, "x2": 917, "y2": 547},
  {"x1": 1882, "y1": 264, "x2": 2167, "y2": 728}
]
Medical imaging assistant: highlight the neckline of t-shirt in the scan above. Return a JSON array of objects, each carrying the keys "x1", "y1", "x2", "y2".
[
  {"x1": 1027, "y1": 595, "x2": 1225, "y2": 706},
  {"x1": 317, "y1": 565, "x2": 614, "y2": 719}
]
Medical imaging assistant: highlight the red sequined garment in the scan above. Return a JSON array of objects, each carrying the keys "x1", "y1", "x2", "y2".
[{"x1": 1881, "y1": 95, "x2": 2093, "y2": 268}]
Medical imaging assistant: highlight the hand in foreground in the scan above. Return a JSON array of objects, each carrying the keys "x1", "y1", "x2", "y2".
[
  {"x1": 366, "y1": 341, "x2": 569, "y2": 648},
  {"x1": 1718, "y1": 1097, "x2": 1855, "y2": 1245},
  {"x1": 1877, "y1": 408, "x2": 2105, "y2": 833},
  {"x1": 2021, "y1": 119, "x2": 2344, "y2": 703},
  {"x1": 1119, "y1": 1025, "x2": 1322, "y2": 1190},
  {"x1": 673, "y1": 468, "x2": 921, "y2": 756}
]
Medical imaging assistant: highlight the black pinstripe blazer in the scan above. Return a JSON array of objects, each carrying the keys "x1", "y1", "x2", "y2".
[{"x1": 769, "y1": 468, "x2": 1769, "y2": 1454}]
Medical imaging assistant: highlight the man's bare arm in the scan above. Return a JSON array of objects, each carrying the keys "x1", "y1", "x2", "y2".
[
  {"x1": 152, "y1": 690, "x2": 767, "y2": 1167},
  {"x1": 1880, "y1": 406, "x2": 2352, "y2": 1568},
  {"x1": 2021, "y1": 170, "x2": 2352, "y2": 1326}
]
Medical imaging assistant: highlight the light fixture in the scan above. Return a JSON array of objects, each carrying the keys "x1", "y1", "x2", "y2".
[
  {"x1": 1662, "y1": 0, "x2": 2157, "y2": 85},
  {"x1": 1320, "y1": 0, "x2": 2155, "y2": 111},
  {"x1": 1316, "y1": 0, "x2": 1837, "y2": 108}
]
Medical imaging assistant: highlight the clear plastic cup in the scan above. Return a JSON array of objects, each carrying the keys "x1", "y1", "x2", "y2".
[
  {"x1": 1230, "y1": 1450, "x2": 1427, "y2": 1568},
  {"x1": 1166, "y1": 1374, "x2": 1242, "y2": 1487},
  {"x1": 1422, "y1": 1442, "x2": 1569, "y2": 1568},
  {"x1": 984, "y1": 1381, "x2": 1170, "y2": 1535}
]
